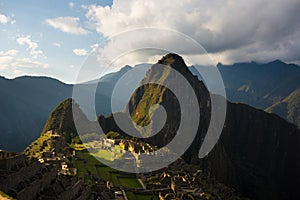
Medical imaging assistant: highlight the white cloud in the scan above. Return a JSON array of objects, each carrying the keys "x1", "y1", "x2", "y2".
[
  {"x1": 73, "y1": 48, "x2": 88, "y2": 56},
  {"x1": 53, "y1": 42, "x2": 61, "y2": 47},
  {"x1": 0, "y1": 49, "x2": 48, "y2": 70},
  {"x1": 0, "y1": 49, "x2": 18, "y2": 56},
  {"x1": 11, "y1": 58, "x2": 49, "y2": 68},
  {"x1": 0, "y1": 13, "x2": 15, "y2": 24},
  {"x1": 16, "y1": 35, "x2": 44, "y2": 58},
  {"x1": 13, "y1": 69, "x2": 22, "y2": 75},
  {"x1": 90, "y1": 43, "x2": 99, "y2": 52},
  {"x1": 46, "y1": 17, "x2": 89, "y2": 35},
  {"x1": 69, "y1": 2, "x2": 75, "y2": 9},
  {"x1": 0, "y1": 56, "x2": 14, "y2": 69},
  {"x1": 0, "y1": 66, "x2": 7, "y2": 70},
  {"x1": 0, "y1": 50, "x2": 18, "y2": 69},
  {"x1": 84, "y1": 0, "x2": 300, "y2": 65},
  {"x1": 0, "y1": 57, "x2": 48, "y2": 69}
]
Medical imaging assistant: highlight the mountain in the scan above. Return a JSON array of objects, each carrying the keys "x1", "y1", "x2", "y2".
[
  {"x1": 217, "y1": 60, "x2": 300, "y2": 109},
  {"x1": 24, "y1": 98, "x2": 91, "y2": 158},
  {"x1": 126, "y1": 54, "x2": 211, "y2": 163},
  {"x1": 99, "y1": 54, "x2": 300, "y2": 199},
  {"x1": 13, "y1": 96, "x2": 244, "y2": 200},
  {"x1": 0, "y1": 66, "x2": 136, "y2": 152},
  {"x1": 2, "y1": 99, "x2": 115, "y2": 200},
  {"x1": 190, "y1": 60, "x2": 300, "y2": 127},
  {"x1": 1, "y1": 59, "x2": 300, "y2": 153},
  {"x1": 265, "y1": 88, "x2": 300, "y2": 127},
  {"x1": 201, "y1": 102, "x2": 300, "y2": 199},
  {"x1": 94, "y1": 63, "x2": 150, "y2": 115},
  {"x1": 3, "y1": 54, "x2": 299, "y2": 199},
  {"x1": 0, "y1": 76, "x2": 72, "y2": 152}
]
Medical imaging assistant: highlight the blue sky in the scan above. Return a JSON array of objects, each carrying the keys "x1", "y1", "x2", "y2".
[
  {"x1": 1, "y1": 0, "x2": 299, "y2": 83},
  {"x1": 0, "y1": 0, "x2": 112, "y2": 83}
]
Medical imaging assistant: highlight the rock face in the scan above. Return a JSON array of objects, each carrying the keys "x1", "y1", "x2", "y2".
[{"x1": 106, "y1": 54, "x2": 300, "y2": 199}]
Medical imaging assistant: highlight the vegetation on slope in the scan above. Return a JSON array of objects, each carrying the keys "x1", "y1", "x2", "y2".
[{"x1": 266, "y1": 88, "x2": 300, "y2": 128}]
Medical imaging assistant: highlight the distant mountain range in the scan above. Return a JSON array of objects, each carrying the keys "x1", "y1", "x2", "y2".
[
  {"x1": 0, "y1": 76, "x2": 72, "y2": 152},
  {"x1": 219, "y1": 60, "x2": 300, "y2": 126},
  {"x1": 190, "y1": 60, "x2": 300, "y2": 126},
  {"x1": 0, "y1": 68, "x2": 129, "y2": 152},
  {"x1": 0, "y1": 59, "x2": 299, "y2": 152}
]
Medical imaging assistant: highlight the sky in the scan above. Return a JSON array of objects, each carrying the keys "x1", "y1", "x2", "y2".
[{"x1": 0, "y1": 0, "x2": 299, "y2": 83}]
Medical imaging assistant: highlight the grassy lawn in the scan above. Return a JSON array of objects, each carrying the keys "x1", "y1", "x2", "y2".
[
  {"x1": 135, "y1": 194, "x2": 159, "y2": 200},
  {"x1": 73, "y1": 150, "x2": 142, "y2": 189},
  {"x1": 92, "y1": 149, "x2": 114, "y2": 161},
  {"x1": 95, "y1": 165, "x2": 116, "y2": 180},
  {"x1": 73, "y1": 151, "x2": 100, "y2": 181},
  {"x1": 110, "y1": 173, "x2": 120, "y2": 186},
  {"x1": 118, "y1": 177, "x2": 142, "y2": 188},
  {"x1": 90, "y1": 144, "x2": 124, "y2": 161},
  {"x1": 125, "y1": 191, "x2": 159, "y2": 200},
  {"x1": 125, "y1": 191, "x2": 136, "y2": 200},
  {"x1": 72, "y1": 150, "x2": 160, "y2": 200}
]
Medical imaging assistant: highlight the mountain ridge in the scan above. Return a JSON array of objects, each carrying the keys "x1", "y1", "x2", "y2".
[{"x1": 1, "y1": 59, "x2": 300, "y2": 152}]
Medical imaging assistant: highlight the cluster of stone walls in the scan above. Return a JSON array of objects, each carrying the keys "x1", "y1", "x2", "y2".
[{"x1": 0, "y1": 154, "x2": 26, "y2": 171}]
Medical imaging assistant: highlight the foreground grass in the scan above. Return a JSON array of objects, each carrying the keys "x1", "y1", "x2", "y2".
[
  {"x1": 126, "y1": 191, "x2": 159, "y2": 200},
  {"x1": 118, "y1": 177, "x2": 142, "y2": 188},
  {"x1": 73, "y1": 150, "x2": 142, "y2": 189}
]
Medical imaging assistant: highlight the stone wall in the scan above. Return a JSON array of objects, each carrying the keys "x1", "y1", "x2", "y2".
[
  {"x1": 0, "y1": 154, "x2": 26, "y2": 171},
  {"x1": 17, "y1": 168, "x2": 57, "y2": 200},
  {"x1": 58, "y1": 180, "x2": 84, "y2": 200}
]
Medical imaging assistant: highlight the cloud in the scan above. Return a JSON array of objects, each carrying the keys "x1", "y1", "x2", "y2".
[
  {"x1": 11, "y1": 58, "x2": 49, "y2": 68},
  {"x1": 69, "y1": 2, "x2": 75, "y2": 9},
  {"x1": 73, "y1": 48, "x2": 88, "y2": 56},
  {"x1": 16, "y1": 35, "x2": 44, "y2": 58},
  {"x1": 0, "y1": 49, "x2": 48, "y2": 70},
  {"x1": 0, "y1": 49, "x2": 18, "y2": 56},
  {"x1": 84, "y1": 0, "x2": 300, "y2": 65},
  {"x1": 13, "y1": 69, "x2": 22, "y2": 75},
  {"x1": 0, "y1": 13, "x2": 15, "y2": 24},
  {"x1": 53, "y1": 42, "x2": 61, "y2": 47},
  {"x1": 90, "y1": 43, "x2": 99, "y2": 52},
  {"x1": 46, "y1": 17, "x2": 89, "y2": 35}
]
